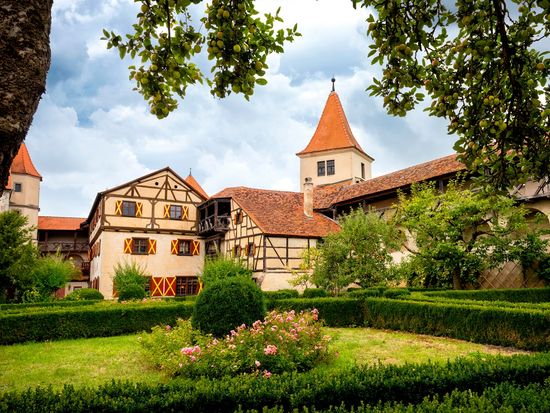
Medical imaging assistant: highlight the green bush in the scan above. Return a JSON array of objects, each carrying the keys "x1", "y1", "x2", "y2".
[
  {"x1": 200, "y1": 255, "x2": 252, "y2": 286},
  {"x1": 192, "y1": 278, "x2": 265, "y2": 337},
  {"x1": 0, "y1": 301, "x2": 194, "y2": 344},
  {"x1": 112, "y1": 262, "x2": 148, "y2": 299},
  {"x1": 382, "y1": 288, "x2": 410, "y2": 299},
  {"x1": 0, "y1": 353, "x2": 549, "y2": 412},
  {"x1": 0, "y1": 300, "x2": 98, "y2": 312},
  {"x1": 347, "y1": 289, "x2": 382, "y2": 299},
  {"x1": 64, "y1": 288, "x2": 104, "y2": 301},
  {"x1": 25, "y1": 253, "x2": 75, "y2": 302},
  {"x1": 270, "y1": 298, "x2": 364, "y2": 327},
  {"x1": 405, "y1": 293, "x2": 550, "y2": 311},
  {"x1": 118, "y1": 284, "x2": 146, "y2": 301},
  {"x1": 302, "y1": 288, "x2": 329, "y2": 298},
  {"x1": 363, "y1": 297, "x2": 550, "y2": 350},
  {"x1": 263, "y1": 289, "x2": 300, "y2": 300},
  {"x1": 423, "y1": 287, "x2": 550, "y2": 303}
]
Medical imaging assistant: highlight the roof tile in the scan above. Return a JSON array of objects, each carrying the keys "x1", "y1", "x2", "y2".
[
  {"x1": 297, "y1": 92, "x2": 371, "y2": 158},
  {"x1": 185, "y1": 174, "x2": 208, "y2": 200},
  {"x1": 10, "y1": 143, "x2": 41, "y2": 179},
  {"x1": 210, "y1": 187, "x2": 340, "y2": 237},
  {"x1": 38, "y1": 216, "x2": 86, "y2": 231}
]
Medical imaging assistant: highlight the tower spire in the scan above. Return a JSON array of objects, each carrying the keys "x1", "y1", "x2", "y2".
[{"x1": 331, "y1": 76, "x2": 335, "y2": 92}]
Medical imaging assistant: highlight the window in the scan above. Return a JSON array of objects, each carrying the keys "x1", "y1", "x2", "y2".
[
  {"x1": 176, "y1": 276, "x2": 200, "y2": 296},
  {"x1": 327, "y1": 160, "x2": 335, "y2": 175},
  {"x1": 178, "y1": 240, "x2": 192, "y2": 256},
  {"x1": 233, "y1": 245, "x2": 242, "y2": 257},
  {"x1": 246, "y1": 242, "x2": 255, "y2": 257},
  {"x1": 317, "y1": 161, "x2": 326, "y2": 176},
  {"x1": 132, "y1": 238, "x2": 148, "y2": 254},
  {"x1": 234, "y1": 210, "x2": 244, "y2": 225},
  {"x1": 169, "y1": 205, "x2": 183, "y2": 219},
  {"x1": 361, "y1": 163, "x2": 365, "y2": 179},
  {"x1": 14, "y1": 183, "x2": 22, "y2": 192},
  {"x1": 122, "y1": 201, "x2": 136, "y2": 217}
]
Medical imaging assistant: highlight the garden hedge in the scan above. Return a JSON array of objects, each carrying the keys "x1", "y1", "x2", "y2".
[
  {"x1": 263, "y1": 289, "x2": 300, "y2": 300},
  {"x1": 0, "y1": 301, "x2": 194, "y2": 344},
  {"x1": 0, "y1": 300, "x2": 99, "y2": 312},
  {"x1": 1, "y1": 353, "x2": 549, "y2": 412},
  {"x1": 239, "y1": 381, "x2": 550, "y2": 412},
  {"x1": 407, "y1": 293, "x2": 550, "y2": 311},
  {"x1": 269, "y1": 298, "x2": 364, "y2": 327},
  {"x1": 363, "y1": 297, "x2": 550, "y2": 350},
  {"x1": 423, "y1": 287, "x2": 550, "y2": 303}
]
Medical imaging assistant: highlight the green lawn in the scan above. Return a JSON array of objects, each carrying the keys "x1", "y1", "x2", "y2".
[{"x1": 0, "y1": 328, "x2": 529, "y2": 392}]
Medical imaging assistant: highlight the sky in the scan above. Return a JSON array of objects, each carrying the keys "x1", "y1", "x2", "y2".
[{"x1": 26, "y1": 0, "x2": 456, "y2": 218}]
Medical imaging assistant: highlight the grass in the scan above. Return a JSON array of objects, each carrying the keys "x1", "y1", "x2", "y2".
[{"x1": 0, "y1": 328, "x2": 529, "y2": 393}]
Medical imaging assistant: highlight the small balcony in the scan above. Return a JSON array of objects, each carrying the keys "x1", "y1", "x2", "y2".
[
  {"x1": 198, "y1": 198, "x2": 232, "y2": 236},
  {"x1": 38, "y1": 241, "x2": 89, "y2": 253}
]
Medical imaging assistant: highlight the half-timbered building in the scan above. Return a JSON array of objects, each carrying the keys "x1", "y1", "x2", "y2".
[{"x1": 84, "y1": 167, "x2": 208, "y2": 299}]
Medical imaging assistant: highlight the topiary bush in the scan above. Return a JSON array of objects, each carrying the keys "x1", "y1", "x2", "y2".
[
  {"x1": 118, "y1": 284, "x2": 146, "y2": 301},
  {"x1": 64, "y1": 288, "x2": 104, "y2": 301},
  {"x1": 302, "y1": 288, "x2": 329, "y2": 298},
  {"x1": 192, "y1": 277, "x2": 265, "y2": 337}
]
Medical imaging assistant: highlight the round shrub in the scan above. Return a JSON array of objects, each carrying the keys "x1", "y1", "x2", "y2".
[
  {"x1": 64, "y1": 288, "x2": 104, "y2": 301},
  {"x1": 118, "y1": 284, "x2": 146, "y2": 302},
  {"x1": 302, "y1": 288, "x2": 329, "y2": 298},
  {"x1": 192, "y1": 277, "x2": 265, "y2": 337}
]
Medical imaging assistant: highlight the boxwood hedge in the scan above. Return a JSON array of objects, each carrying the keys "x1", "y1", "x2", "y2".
[
  {"x1": 1, "y1": 353, "x2": 548, "y2": 412},
  {"x1": 423, "y1": 287, "x2": 550, "y2": 303}
]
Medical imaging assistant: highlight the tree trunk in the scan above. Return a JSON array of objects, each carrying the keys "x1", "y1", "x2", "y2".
[
  {"x1": 0, "y1": 1, "x2": 52, "y2": 191},
  {"x1": 452, "y1": 272, "x2": 463, "y2": 290}
]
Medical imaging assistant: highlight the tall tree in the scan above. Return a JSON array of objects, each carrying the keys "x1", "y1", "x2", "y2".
[
  {"x1": 395, "y1": 181, "x2": 548, "y2": 289},
  {"x1": 0, "y1": 1, "x2": 52, "y2": 191}
]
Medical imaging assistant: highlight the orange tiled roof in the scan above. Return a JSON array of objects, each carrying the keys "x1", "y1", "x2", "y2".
[
  {"x1": 314, "y1": 154, "x2": 466, "y2": 209},
  {"x1": 5, "y1": 174, "x2": 12, "y2": 190},
  {"x1": 185, "y1": 174, "x2": 208, "y2": 200},
  {"x1": 297, "y1": 92, "x2": 371, "y2": 158},
  {"x1": 38, "y1": 216, "x2": 86, "y2": 231},
  {"x1": 210, "y1": 187, "x2": 340, "y2": 238},
  {"x1": 10, "y1": 143, "x2": 41, "y2": 179}
]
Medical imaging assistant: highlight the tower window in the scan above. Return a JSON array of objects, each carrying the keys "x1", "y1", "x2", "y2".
[
  {"x1": 317, "y1": 161, "x2": 326, "y2": 176},
  {"x1": 361, "y1": 163, "x2": 365, "y2": 179},
  {"x1": 14, "y1": 183, "x2": 22, "y2": 192},
  {"x1": 327, "y1": 160, "x2": 335, "y2": 175}
]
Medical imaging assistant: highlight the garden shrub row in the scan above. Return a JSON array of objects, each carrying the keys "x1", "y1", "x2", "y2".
[
  {"x1": 263, "y1": 289, "x2": 300, "y2": 300},
  {"x1": 423, "y1": 287, "x2": 550, "y2": 303},
  {"x1": 269, "y1": 298, "x2": 364, "y2": 327},
  {"x1": 363, "y1": 298, "x2": 550, "y2": 350},
  {"x1": 0, "y1": 301, "x2": 194, "y2": 344},
  {"x1": 1, "y1": 353, "x2": 549, "y2": 412},
  {"x1": 0, "y1": 299, "x2": 99, "y2": 312},
  {"x1": 407, "y1": 293, "x2": 550, "y2": 311},
  {"x1": 239, "y1": 381, "x2": 550, "y2": 412}
]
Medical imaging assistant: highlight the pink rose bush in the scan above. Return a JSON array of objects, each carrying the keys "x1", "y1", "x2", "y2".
[{"x1": 140, "y1": 309, "x2": 331, "y2": 379}]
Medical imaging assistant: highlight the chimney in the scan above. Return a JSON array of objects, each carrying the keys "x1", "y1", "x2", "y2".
[{"x1": 303, "y1": 177, "x2": 313, "y2": 217}]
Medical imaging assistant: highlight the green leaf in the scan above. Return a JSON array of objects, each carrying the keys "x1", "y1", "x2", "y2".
[{"x1": 256, "y1": 78, "x2": 268, "y2": 85}]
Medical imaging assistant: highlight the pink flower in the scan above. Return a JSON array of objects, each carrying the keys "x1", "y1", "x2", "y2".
[
  {"x1": 264, "y1": 344, "x2": 278, "y2": 355},
  {"x1": 271, "y1": 325, "x2": 278, "y2": 331},
  {"x1": 165, "y1": 325, "x2": 172, "y2": 331},
  {"x1": 189, "y1": 355, "x2": 196, "y2": 362},
  {"x1": 312, "y1": 308, "x2": 319, "y2": 321},
  {"x1": 263, "y1": 370, "x2": 272, "y2": 379},
  {"x1": 255, "y1": 360, "x2": 261, "y2": 367}
]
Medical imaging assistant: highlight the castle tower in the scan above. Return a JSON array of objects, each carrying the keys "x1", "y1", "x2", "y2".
[
  {"x1": 297, "y1": 82, "x2": 374, "y2": 189},
  {"x1": 8, "y1": 143, "x2": 42, "y2": 240}
]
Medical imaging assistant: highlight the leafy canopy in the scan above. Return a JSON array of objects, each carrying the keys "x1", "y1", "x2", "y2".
[
  {"x1": 395, "y1": 181, "x2": 549, "y2": 288},
  {"x1": 356, "y1": 0, "x2": 549, "y2": 189},
  {"x1": 103, "y1": 0, "x2": 299, "y2": 118},
  {"x1": 199, "y1": 254, "x2": 252, "y2": 286},
  {"x1": 312, "y1": 209, "x2": 400, "y2": 294},
  {"x1": 110, "y1": 0, "x2": 548, "y2": 189}
]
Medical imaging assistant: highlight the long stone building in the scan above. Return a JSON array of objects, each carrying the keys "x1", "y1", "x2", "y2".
[{"x1": 7, "y1": 88, "x2": 550, "y2": 298}]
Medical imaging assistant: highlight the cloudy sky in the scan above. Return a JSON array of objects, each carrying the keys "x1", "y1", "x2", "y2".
[{"x1": 27, "y1": 0, "x2": 456, "y2": 218}]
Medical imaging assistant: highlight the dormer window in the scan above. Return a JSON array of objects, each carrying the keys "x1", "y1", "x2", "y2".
[
  {"x1": 327, "y1": 160, "x2": 335, "y2": 175},
  {"x1": 317, "y1": 161, "x2": 326, "y2": 176}
]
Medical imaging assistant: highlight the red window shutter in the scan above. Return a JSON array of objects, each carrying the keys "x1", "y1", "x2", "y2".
[
  {"x1": 171, "y1": 239, "x2": 179, "y2": 255},
  {"x1": 124, "y1": 238, "x2": 133, "y2": 254},
  {"x1": 182, "y1": 206, "x2": 189, "y2": 220},
  {"x1": 163, "y1": 205, "x2": 170, "y2": 218},
  {"x1": 192, "y1": 240, "x2": 200, "y2": 255},
  {"x1": 115, "y1": 200, "x2": 123, "y2": 215},
  {"x1": 148, "y1": 239, "x2": 157, "y2": 254},
  {"x1": 151, "y1": 277, "x2": 163, "y2": 297},
  {"x1": 136, "y1": 202, "x2": 143, "y2": 217},
  {"x1": 164, "y1": 277, "x2": 176, "y2": 296}
]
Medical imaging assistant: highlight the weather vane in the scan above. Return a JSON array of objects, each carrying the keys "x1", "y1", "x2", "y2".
[{"x1": 331, "y1": 76, "x2": 336, "y2": 92}]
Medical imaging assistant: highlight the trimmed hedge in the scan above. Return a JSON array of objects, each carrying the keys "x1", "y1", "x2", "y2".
[
  {"x1": 382, "y1": 288, "x2": 410, "y2": 299},
  {"x1": 1, "y1": 353, "x2": 549, "y2": 412},
  {"x1": 302, "y1": 288, "x2": 329, "y2": 298},
  {"x1": 0, "y1": 300, "x2": 99, "y2": 312},
  {"x1": 0, "y1": 301, "x2": 194, "y2": 344},
  {"x1": 263, "y1": 289, "x2": 300, "y2": 300},
  {"x1": 407, "y1": 293, "x2": 550, "y2": 311},
  {"x1": 423, "y1": 287, "x2": 550, "y2": 303},
  {"x1": 269, "y1": 298, "x2": 364, "y2": 327},
  {"x1": 239, "y1": 381, "x2": 550, "y2": 412},
  {"x1": 363, "y1": 297, "x2": 550, "y2": 350},
  {"x1": 347, "y1": 289, "x2": 382, "y2": 299}
]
